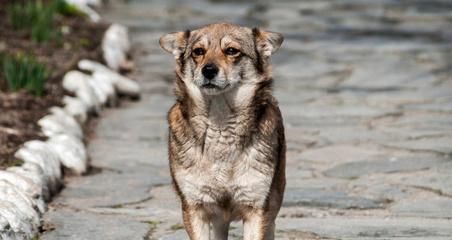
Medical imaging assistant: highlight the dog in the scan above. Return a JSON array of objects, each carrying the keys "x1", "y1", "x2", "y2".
[{"x1": 160, "y1": 23, "x2": 286, "y2": 240}]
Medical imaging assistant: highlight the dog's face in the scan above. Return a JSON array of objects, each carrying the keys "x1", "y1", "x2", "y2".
[{"x1": 160, "y1": 23, "x2": 283, "y2": 96}]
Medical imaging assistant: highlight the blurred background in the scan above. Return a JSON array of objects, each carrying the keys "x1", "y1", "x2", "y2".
[{"x1": 1, "y1": 0, "x2": 452, "y2": 239}]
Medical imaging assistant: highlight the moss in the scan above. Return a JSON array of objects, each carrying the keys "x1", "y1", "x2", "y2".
[
  {"x1": 110, "y1": 204, "x2": 124, "y2": 208},
  {"x1": 0, "y1": 158, "x2": 24, "y2": 169},
  {"x1": 147, "y1": 220, "x2": 161, "y2": 232},
  {"x1": 79, "y1": 38, "x2": 92, "y2": 48},
  {"x1": 169, "y1": 223, "x2": 184, "y2": 231}
]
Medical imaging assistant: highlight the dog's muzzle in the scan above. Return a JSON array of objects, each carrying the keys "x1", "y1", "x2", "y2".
[
  {"x1": 201, "y1": 63, "x2": 220, "y2": 89},
  {"x1": 202, "y1": 63, "x2": 219, "y2": 80}
]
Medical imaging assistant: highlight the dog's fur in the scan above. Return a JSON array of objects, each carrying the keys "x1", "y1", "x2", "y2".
[{"x1": 160, "y1": 23, "x2": 286, "y2": 240}]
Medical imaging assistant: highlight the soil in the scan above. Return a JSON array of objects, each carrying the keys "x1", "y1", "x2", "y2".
[{"x1": 0, "y1": 3, "x2": 108, "y2": 169}]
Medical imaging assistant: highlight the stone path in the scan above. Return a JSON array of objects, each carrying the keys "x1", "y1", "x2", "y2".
[{"x1": 41, "y1": 0, "x2": 452, "y2": 239}]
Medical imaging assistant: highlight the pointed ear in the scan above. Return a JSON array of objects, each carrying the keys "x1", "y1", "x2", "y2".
[
  {"x1": 159, "y1": 31, "x2": 189, "y2": 58},
  {"x1": 253, "y1": 28, "x2": 284, "y2": 57}
]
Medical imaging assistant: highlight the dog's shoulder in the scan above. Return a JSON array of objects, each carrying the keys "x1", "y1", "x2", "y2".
[
  {"x1": 168, "y1": 101, "x2": 184, "y2": 128},
  {"x1": 254, "y1": 93, "x2": 284, "y2": 135},
  {"x1": 167, "y1": 101, "x2": 193, "y2": 144}
]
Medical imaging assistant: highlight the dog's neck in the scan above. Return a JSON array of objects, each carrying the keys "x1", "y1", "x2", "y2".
[
  {"x1": 196, "y1": 84, "x2": 256, "y2": 121},
  {"x1": 203, "y1": 94, "x2": 235, "y2": 126},
  {"x1": 176, "y1": 76, "x2": 273, "y2": 138}
]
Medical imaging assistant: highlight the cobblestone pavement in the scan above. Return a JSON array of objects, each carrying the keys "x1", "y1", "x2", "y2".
[{"x1": 41, "y1": 0, "x2": 452, "y2": 239}]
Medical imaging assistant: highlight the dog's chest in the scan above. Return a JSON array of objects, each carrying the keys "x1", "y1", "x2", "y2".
[{"x1": 176, "y1": 122, "x2": 274, "y2": 208}]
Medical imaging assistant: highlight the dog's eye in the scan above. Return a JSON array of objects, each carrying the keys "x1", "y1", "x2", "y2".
[
  {"x1": 225, "y1": 47, "x2": 240, "y2": 56},
  {"x1": 192, "y1": 48, "x2": 205, "y2": 56}
]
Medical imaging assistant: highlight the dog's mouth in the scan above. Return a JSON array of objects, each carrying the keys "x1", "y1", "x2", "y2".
[
  {"x1": 202, "y1": 83, "x2": 218, "y2": 89},
  {"x1": 201, "y1": 82, "x2": 230, "y2": 90}
]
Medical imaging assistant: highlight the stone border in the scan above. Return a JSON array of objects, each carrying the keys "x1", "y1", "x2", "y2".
[{"x1": 0, "y1": 3, "x2": 140, "y2": 239}]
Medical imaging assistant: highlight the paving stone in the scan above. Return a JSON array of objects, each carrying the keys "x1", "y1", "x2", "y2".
[
  {"x1": 392, "y1": 196, "x2": 452, "y2": 219},
  {"x1": 403, "y1": 102, "x2": 452, "y2": 113},
  {"x1": 390, "y1": 113, "x2": 452, "y2": 128},
  {"x1": 391, "y1": 171, "x2": 452, "y2": 197},
  {"x1": 286, "y1": 177, "x2": 349, "y2": 191},
  {"x1": 297, "y1": 144, "x2": 381, "y2": 166},
  {"x1": 352, "y1": 182, "x2": 409, "y2": 201},
  {"x1": 377, "y1": 113, "x2": 452, "y2": 139},
  {"x1": 366, "y1": 87, "x2": 452, "y2": 106},
  {"x1": 284, "y1": 115, "x2": 365, "y2": 128},
  {"x1": 276, "y1": 217, "x2": 452, "y2": 239},
  {"x1": 275, "y1": 57, "x2": 347, "y2": 83},
  {"x1": 159, "y1": 230, "x2": 188, "y2": 240},
  {"x1": 384, "y1": 137, "x2": 452, "y2": 154},
  {"x1": 380, "y1": 126, "x2": 452, "y2": 140},
  {"x1": 284, "y1": 188, "x2": 386, "y2": 209},
  {"x1": 53, "y1": 166, "x2": 170, "y2": 208},
  {"x1": 41, "y1": 209, "x2": 149, "y2": 240},
  {"x1": 435, "y1": 161, "x2": 452, "y2": 174},
  {"x1": 89, "y1": 139, "x2": 169, "y2": 168},
  {"x1": 324, "y1": 155, "x2": 448, "y2": 179},
  {"x1": 281, "y1": 104, "x2": 394, "y2": 118},
  {"x1": 341, "y1": 55, "x2": 437, "y2": 90},
  {"x1": 318, "y1": 126, "x2": 395, "y2": 143}
]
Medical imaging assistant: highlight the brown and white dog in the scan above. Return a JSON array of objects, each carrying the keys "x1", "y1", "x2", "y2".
[{"x1": 160, "y1": 23, "x2": 286, "y2": 240}]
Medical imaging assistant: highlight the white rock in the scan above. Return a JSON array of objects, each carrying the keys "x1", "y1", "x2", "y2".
[
  {"x1": 0, "y1": 171, "x2": 41, "y2": 199},
  {"x1": 62, "y1": 70, "x2": 88, "y2": 92},
  {"x1": 63, "y1": 96, "x2": 88, "y2": 123},
  {"x1": 38, "y1": 107, "x2": 83, "y2": 139},
  {"x1": 113, "y1": 73, "x2": 141, "y2": 97},
  {"x1": 103, "y1": 45, "x2": 127, "y2": 71},
  {"x1": 88, "y1": 77, "x2": 108, "y2": 106},
  {"x1": 63, "y1": 71, "x2": 101, "y2": 113},
  {"x1": 0, "y1": 231, "x2": 27, "y2": 240},
  {"x1": 78, "y1": 59, "x2": 110, "y2": 72},
  {"x1": 0, "y1": 230, "x2": 29, "y2": 240},
  {"x1": 0, "y1": 201, "x2": 33, "y2": 239},
  {"x1": 47, "y1": 134, "x2": 87, "y2": 175},
  {"x1": 24, "y1": 141, "x2": 62, "y2": 178},
  {"x1": 92, "y1": 71, "x2": 117, "y2": 106},
  {"x1": 15, "y1": 141, "x2": 62, "y2": 195},
  {"x1": 102, "y1": 24, "x2": 131, "y2": 71},
  {"x1": 0, "y1": 215, "x2": 8, "y2": 231},
  {"x1": 0, "y1": 171, "x2": 45, "y2": 213},
  {"x1": 8, "y1": 162, "x2": 50, "y2": 202},
  {"x1": 0, "y1": 181, "x2": 40, "y2": 230},
  {"x1": 78, "y1": 59, "x2": 140, "y2": 97}
]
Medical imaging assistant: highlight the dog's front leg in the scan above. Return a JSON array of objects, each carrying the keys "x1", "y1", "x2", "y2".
[
  {"x1": 211, "y1": 215, "x2": 230, "y2": 240},
  {"x1": 183, "y1": 206, "x2": 211, "y2": 240},
  {"x1": 243, "y1": 210, "x2": 275, "y2": 240}
]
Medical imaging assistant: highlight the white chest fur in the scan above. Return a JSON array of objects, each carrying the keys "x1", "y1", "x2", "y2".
[
  {"x1": 174, "y1": 89, "x2": 274, "y2": 210},
  {"x1": 175, "y1": 140, "x2": 274, "y2": 208},
  {"x1": 174, "y1": 98, "x2": 275, "y2": 209}
]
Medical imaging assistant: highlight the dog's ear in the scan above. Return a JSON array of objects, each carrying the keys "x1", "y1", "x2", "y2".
[
  {"x1": 159, "y1": 31, "x2": 189, "y2": 58},
  {"x1": 253, "y1": 28, "x2": 284, "y2": 57}
]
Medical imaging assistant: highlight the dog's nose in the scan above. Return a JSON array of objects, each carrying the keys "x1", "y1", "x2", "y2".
[{"x1": 202, "y1": 63, "x2": 219, "y2": 80}]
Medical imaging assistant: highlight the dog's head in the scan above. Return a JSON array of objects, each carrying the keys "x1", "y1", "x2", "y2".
[{"x1": 160, "y1": 23, "x2": 283, "y2": 96}]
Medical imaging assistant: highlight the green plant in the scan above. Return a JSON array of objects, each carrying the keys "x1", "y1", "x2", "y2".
[
  {"x1": 2, "y1": 54, "x2": 48, "y2": 96},
  {"x1": 54, "y1": 0, "x2": 86, "y2": 17},
  {"x1": 8, "y1": 2, "x2": 38, "y2": 29},
  {"x1": 7, "y1": 0, "x2": 76, "y2": 43}
]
